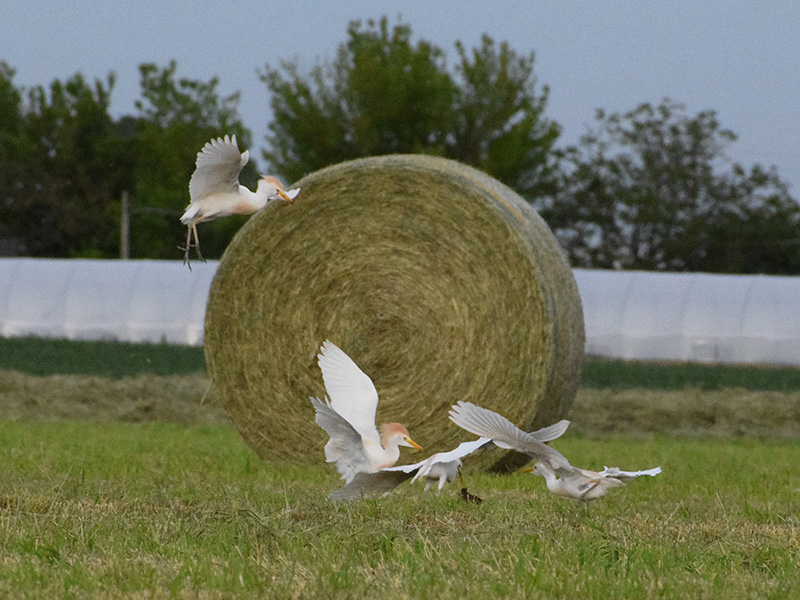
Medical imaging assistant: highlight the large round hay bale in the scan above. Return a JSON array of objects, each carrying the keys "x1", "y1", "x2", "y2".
[{"x1": 204, "y1": 155, "x2": 584, "y2": 472}]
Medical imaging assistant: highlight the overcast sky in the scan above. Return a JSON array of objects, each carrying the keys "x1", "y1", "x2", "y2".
[{"x1": 2, "y1": 1, "x2": 798, "y2": 196}]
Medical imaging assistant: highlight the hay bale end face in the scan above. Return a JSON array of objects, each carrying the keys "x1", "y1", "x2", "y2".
[{"x1": 204, "y1": 155, "x2": 584, "y2": 471}]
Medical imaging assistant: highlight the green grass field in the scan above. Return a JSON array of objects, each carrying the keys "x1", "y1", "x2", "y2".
[
  {"x1": 2, "y1": 421, "x2": 798, "y2": 599},
  {"x1": 1, "y1": 336, "x2": 799, "y2": 598},
  {"x1": 0, "y1": 337, "x2": 206, "y2": 378}
]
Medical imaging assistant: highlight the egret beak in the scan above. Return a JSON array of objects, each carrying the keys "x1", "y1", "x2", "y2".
[
  {"x1": 276, "y1": 189, "x2": 294, "y2": 203},
  {"x1": 523, "y1": 464, "x2": 545, "y2": 475},
  {"x1": 404, "y1": 437, "x2": 423, "y2": 451}
]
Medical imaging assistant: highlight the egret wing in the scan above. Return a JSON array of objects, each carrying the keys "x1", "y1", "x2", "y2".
[
  {"x1": 449, "y1": 401, "x2": 572, "y2": 471},
  {"x1": 420, "y1": 438, "x2": 491, "y2": 466},
  {"x1": 411, "y1": 437, "x2": 491, "y2": 482},
  {"x1": 601, "y1": 466, "x2": 662, "y2": 480},
  {"x1": 382, "y1": 460, "x2": 427, "y2": 473},
  {"x1": 331, "y1": 439, "x2": 493, "y2": 499},
  {"x1": 382, "y1": 438, "x2": 490, "y2": 478},
  {"x1": 310, "y1": 397, "x2": 369, "y2": 482},
  {"x1": 530, "y1": 420, "x2": 570, "y2": 443},
  {"x1": 189, "y1": 135, "x2": 248, "y2": 200},
  {"x1": 317, "y1": 340, "x2": 380, "y2": 442}
]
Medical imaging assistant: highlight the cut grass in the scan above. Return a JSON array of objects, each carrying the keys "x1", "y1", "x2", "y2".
[
  {"x1": 1, "y1": 420, "x2": 798, "y2": 599},
  {"x1": 3, "y1": 370, "x2": 800, "y2": 438},
  {"x1": 2, "y1": 338, "x2": 798, "y2": 598},
  {"x1": 2, "y1": 336, "x2": 800, "y2": 391}
]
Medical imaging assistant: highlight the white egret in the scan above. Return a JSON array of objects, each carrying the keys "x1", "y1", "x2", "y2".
[
  {"x1": 180, "y1": 134, "x2": 299, "y2": 268},
  {"x1": 449, "y1": 400, "x2": 661, "y2": 501},
  {"x1": 310, "y1": 340, "x2": 422, "y2": 483},
  {"x1": 328, "y1": 418, "x2": 572, "y2": 502},
  {"x1": 527, "y1": 463, "x2": 662, "y2": 501}
]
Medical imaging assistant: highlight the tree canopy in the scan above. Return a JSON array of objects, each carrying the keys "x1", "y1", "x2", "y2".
[
  {"x1": 542, "y1": 99, "x2": 800, "y2": 273},
  {"x1": 0, "y1": 63, "x2": 125, "y2": 257},
  {"x1": 0, "y1": 18, "x2": 797, "y2": 274},
  {"x1": 0, "y1": 60, "x2": 251, "y2": 259},
  {"x1": 261, "y1": 17, "x2": 560, "y2": 199}
]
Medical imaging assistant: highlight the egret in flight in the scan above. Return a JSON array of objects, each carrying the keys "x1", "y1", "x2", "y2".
[
  {"x1": 180, "y1": 134, "x2": 299, "y2": 269},
  {"x1": 328, "y1": 437, "x2": 492, "y2": 502},
  {"x1": 310, "y1": 340, "x2": 422, "y2": 483},
  {"x1": 449, "y1": 401, "x2": 660, "y2": 501},
  {"x1": 526, "y1": 463, "x2": 662, "y2": 501}
]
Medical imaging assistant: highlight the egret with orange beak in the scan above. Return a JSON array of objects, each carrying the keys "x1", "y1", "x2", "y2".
[
  {"x1": 310, "y1": 340, "x2": 422, "y2": 483},
  {"x1": 180, "y1": 134, "x2": 299, "y2": 268}
]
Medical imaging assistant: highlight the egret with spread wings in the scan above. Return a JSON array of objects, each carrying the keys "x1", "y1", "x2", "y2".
[
  {"x1": 310, "y1": 340, "x2": 422, "y2": 483},
  {"x1": 180, "y1": 134, "x2": 299, "y2": 268},
  {"x1": 328, "y1": 437, "x2": 491, "y2": 502},
  {"x1": 449, "y1": 401, "x2": 660, "y2": 501}
]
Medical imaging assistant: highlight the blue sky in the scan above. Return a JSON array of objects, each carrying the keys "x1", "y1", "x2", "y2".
[{"x1": 2, "y1": 1, "x2": 798, "y2": 196}]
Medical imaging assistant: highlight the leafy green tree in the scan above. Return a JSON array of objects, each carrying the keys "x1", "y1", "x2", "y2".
[
  {"x1": 261, "y1": 17, "x2": 560, "y2": 199},
  {"x1": 0, "y1": 62, "x2": 27, "y2": 253},
  {"x1": 0, "y1": 66, "x2": 126, "y2": 257},
  {"x1": 449, "y1": 36, "x2": 561, "y2": 198},
  {"x1": 545, "y1": 99, "x2": 800, "y2": 273}
]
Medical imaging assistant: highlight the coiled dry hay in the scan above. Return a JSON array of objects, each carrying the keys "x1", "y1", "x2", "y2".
[{"x1": 204, "y1": 155, "x2": 584, "y2": 471}]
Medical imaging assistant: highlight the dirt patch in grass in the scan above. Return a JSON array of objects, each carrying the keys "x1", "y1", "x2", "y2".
[{"x1": 2, "y1": 370, "x2": 799, "y2": 438}]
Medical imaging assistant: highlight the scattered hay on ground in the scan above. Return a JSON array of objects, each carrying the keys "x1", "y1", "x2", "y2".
[
  {"x1": 4, "y1": 370, "x2": 799, "y2": 440},
  {"x1": 570, "y1": 387, "x2": 800, "y2": 438},
  {"x1": 0, "y1": 370, "x2": 228, "y2": 424}
]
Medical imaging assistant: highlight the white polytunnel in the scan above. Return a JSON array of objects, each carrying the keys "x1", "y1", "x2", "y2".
[
  {"x1": 572, "y1": 268, "x2": 800, "y2": 366},
  {"x1": 0, "y1": 258, "x2": 217, "y2": 346},
  {"x1": 0, "y1": 259, "x2": 799, "y2": 365}
]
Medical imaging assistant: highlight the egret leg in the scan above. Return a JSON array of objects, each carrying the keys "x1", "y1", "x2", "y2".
[
  {"x1": 192, "y1": 224, "x2": 206, "y2": 263},
  {"x1": 579, "y1": 481, "x2": 601, "y2": 501},
  {"x1": 181, "y1": 226, "x2": 193, "y2": 270},
  {"x1": 180, "y1": 222, "x2": 206, "y2": 268}
]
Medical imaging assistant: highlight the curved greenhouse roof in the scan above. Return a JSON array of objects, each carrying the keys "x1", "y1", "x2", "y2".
[
  {"x1": 0, "y1": 258, "x2": 216, "y2": 346},
  {"x1": 1, "y1": 259, "x2": 798, "y2": 365},
  {"x1": 573, "y1": 268, "x2": 800, "y2": 365}
]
